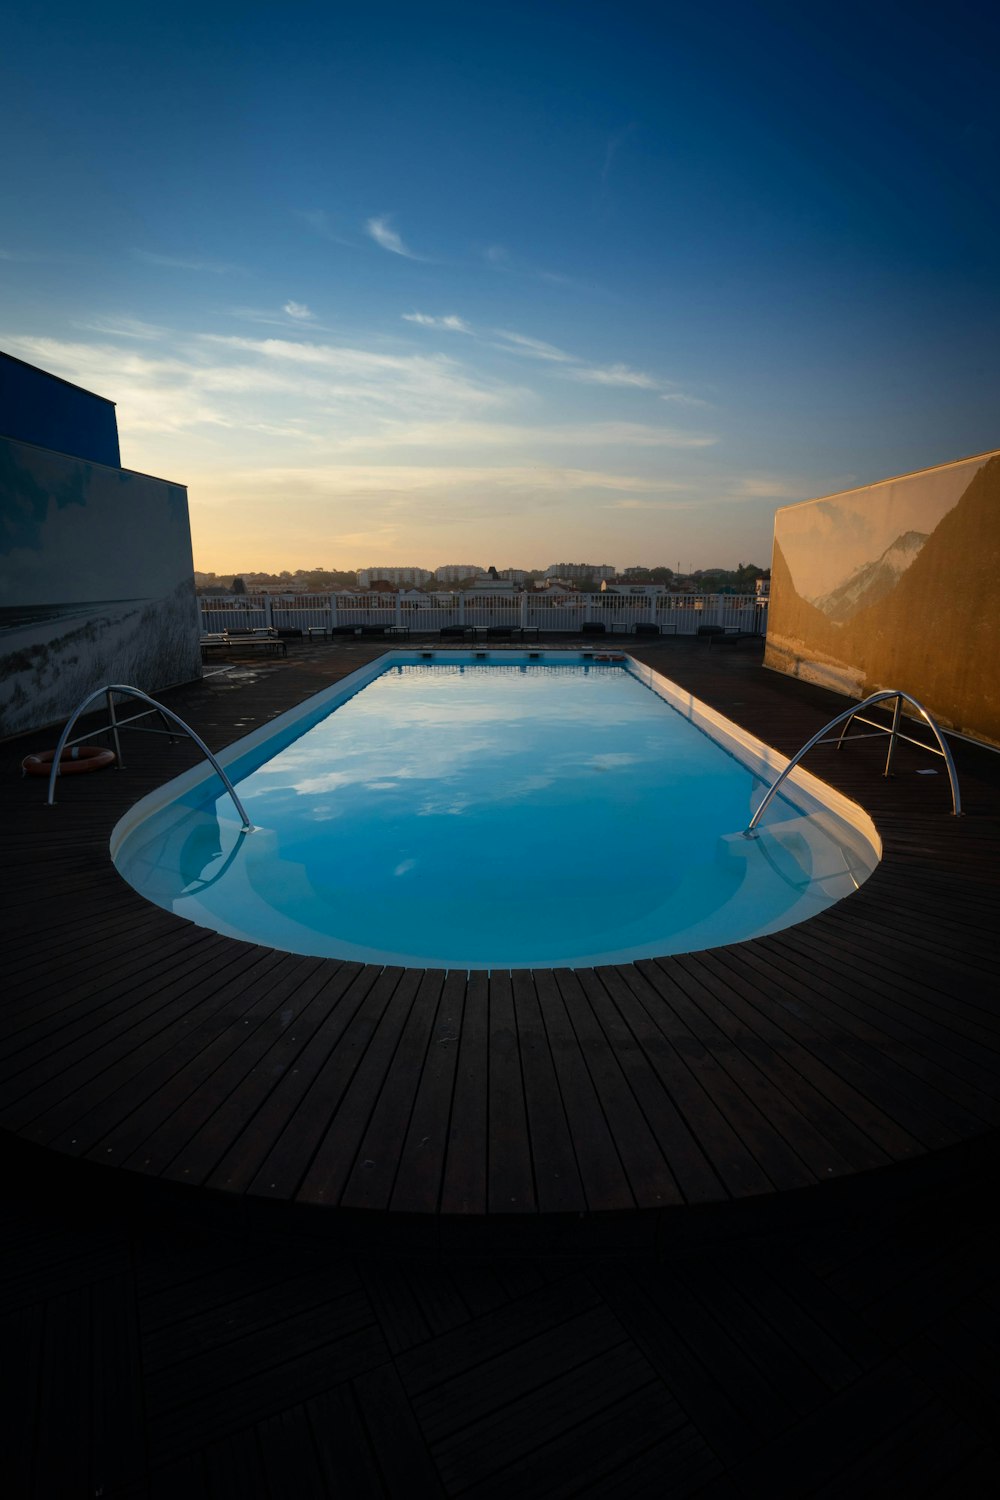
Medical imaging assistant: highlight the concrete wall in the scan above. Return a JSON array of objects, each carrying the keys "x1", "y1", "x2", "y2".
[
  {"x1": 765, "y1": 450, "x2": 1000, "y2": 747},
  {"x1": 0, "y1": 435, "x2": 201, "y2": 739}
]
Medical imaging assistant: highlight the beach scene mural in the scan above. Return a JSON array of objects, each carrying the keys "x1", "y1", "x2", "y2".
[
  {"x1": 0, "y1": 435, "x2": 201, "y2": 739},
  {"x1": 765, "y1": 451, "x2": 1000, "y2": 747}
]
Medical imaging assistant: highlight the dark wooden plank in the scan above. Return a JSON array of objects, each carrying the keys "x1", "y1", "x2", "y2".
[
  {"x1": 391, "y1": 969, "x2": 467, "y2": 1213},
  {"x1": 509, "y1": 970, "x2": 583, "y2": 1213},
  {"x1": 440, "y1": 967, "x2": 490, "y2": 1215},
  {"x1": 0, "y1": 939, "x2": 269, "y2": 1125},
  {"x1": 531, "y1": 969, "x2": 632, "y2": 1211},
  {"x1": 396, "y1": 1275, "x2": 603, "y2": 1396},
  {"x1": 573, "y1": 966, "x2": 727, "y2": 1204},
  {"x1": 553, "y1": 967, "x2": 682, "y2": 1208},
  {"x1": 148, "y1": 959, "x2": 348, "y2": 1185},
  {"x1": 595, "y1": 964, "x2": 770, "y2": 1200},
  {"x1": 113, "y1": 956, "x2": 333, "y2": 1173},
  {"x1": 430, "y1": 1345, "x2": 658, "y2": 1494},
  {"x1": 292, "y1": 968, "x2": 431, "y2": 1208},
  {"x1": 412, "y1": 1303, "x2": 632, "y2": 1445},
  {"x1": 352, "y1": 1363, "x2": 446, "y2": 1497},
  {"x1": 306, "y1": 1386, "x2": 387, "y2": 1499},
  {"x1": 16, "y1": 947, "x2": 288, "y2": 1146},
  {"x1": 487, "y1": 972, "x2": 536, "y2": 1213},
  {"x1": 241, "y1": 965, "x2": 405, "y2": 1201},
  {"x1": 68, "y1": 952, "x2": 312, "y2": 1162},
  {"x1": 669, "y1": 950, "x2": 900, "y2": 1172},
  {"x1": 201, "y1": 960, "x2": 374, "y2": 1194}
]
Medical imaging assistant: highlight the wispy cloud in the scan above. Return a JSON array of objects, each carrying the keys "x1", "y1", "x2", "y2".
[
  {"x1": 1, "y1": 246, "x2": 66, "y2": 264},
  {"x1": 133, "y1": 249, "x2": 241, "y2": 274},
  {"x1": 228, "y1": 305, "x2": 342, "y2": 334},
  {"x1": 566, "y1": 361, "x2": 659, "y2": 389},
  {"x1": 73, "y1": 316, "x2": 165, "y2": 340},
  {"x1": 366, "y1": 216, "x2": 420, "y2": 259},
  {"x1": 402, "y1": 312, "x2": 472, "y2": 333},
  {"x1": 297, "y1": 209, "x2": 356, "y2": 247},
  {"x1": 661, "y1": 391, "x2": 713, "y2": 409},
  {"x1": 481, "y1": 242, "x2": 599, "y2": 294},
  {"x1": 349, "y1": 419, "x2": 715, "y2": 452},
  {"x1": 410, "y1": 315, "x2": 706, "y2": 410},
  {"x1": 608, "y1": 496, "x2": 694, "y2": 511},
  {"x1": 201, "y1": 334, "x2": 514, "y2": 413},
  {"x1": 724, "y1": 476, "x2": 806, "y2": 500},
  {"x1": 222, "y1": 462, "x2": 680, "y2": 498},
  {"x1": 490, "y1": 329, "x2": 575, "y2": 363}
]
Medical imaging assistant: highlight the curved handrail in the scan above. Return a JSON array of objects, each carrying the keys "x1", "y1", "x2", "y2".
[
  {"x1": 46, "y1": 684, "x2": 254, "y2": 832},
  {"x1": 744, "y1": 689, "x2": 961, "y2": 837}
]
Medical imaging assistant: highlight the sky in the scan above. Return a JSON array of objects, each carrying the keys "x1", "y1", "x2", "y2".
[{"x1": 2, "y1": 0, "x2": 998, "y2": 575}]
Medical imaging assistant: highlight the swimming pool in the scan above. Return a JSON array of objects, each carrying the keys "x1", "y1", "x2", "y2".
[{"x1": 111, "y1": 652, "x2": 880, "y2": 969}]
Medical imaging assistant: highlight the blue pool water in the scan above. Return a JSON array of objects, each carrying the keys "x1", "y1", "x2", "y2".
[{"x1": 113, "y1": 657, "x2": 879, "y2": 968}]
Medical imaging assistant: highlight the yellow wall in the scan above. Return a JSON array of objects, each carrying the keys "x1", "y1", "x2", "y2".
[{"x1": 765, "y1": 450, "x2": 1000, "y2": 747}]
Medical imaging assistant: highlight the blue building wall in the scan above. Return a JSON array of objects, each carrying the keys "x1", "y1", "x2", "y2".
[{"x1": 0, "y1": 351, "x2": 121, "y2": 467}]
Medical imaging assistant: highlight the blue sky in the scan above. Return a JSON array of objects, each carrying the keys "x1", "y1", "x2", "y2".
[{"x1": 2, "y1": 0, "x2": 997, "y2": 572}]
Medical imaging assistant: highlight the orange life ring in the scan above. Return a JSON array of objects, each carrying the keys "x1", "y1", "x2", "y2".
[{"x1": 22, "y1": 746, "x2": 117, "y2": 777}]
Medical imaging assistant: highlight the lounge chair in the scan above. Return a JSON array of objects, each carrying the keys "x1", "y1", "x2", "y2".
[
  {"x1": 581, "y1": 621, "x2": 607, "y2": 637},
  {"x1": 632, "y1": 622, "x2": 660, "y2": 637},
  {"x1": 697, "y1": 624, "x2": 759, "y2": 647}
]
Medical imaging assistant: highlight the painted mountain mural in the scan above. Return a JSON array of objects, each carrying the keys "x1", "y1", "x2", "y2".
[
  {"x1": 812, "y1": 530, "x2": 928, "y2": 623},
  {"x1": 766, "y1": 452, "x2": 1000, "y2": 747}
]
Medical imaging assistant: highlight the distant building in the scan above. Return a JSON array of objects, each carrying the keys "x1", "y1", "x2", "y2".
[
  {"x1": 756, "y1": 577, "x2": 771, "y2": 598},
  {"x1": 602, "y1": 582, "x2": 667, "y2": 597},
  {"x1": 358, "y1": 566, "x2": 433, "y2": 588},
  {"x1": 468, "y1": 565, "x2": 515, "y2": 594},
  {"x1": 434, "y1": 564, "x2": 484, "y2": 582},
  {"x1": 499, "y1": 568, "x2": 526, "y2": 583},
  {"x1": 545, "y1": 562, "x2": 615, "y2": 580}
]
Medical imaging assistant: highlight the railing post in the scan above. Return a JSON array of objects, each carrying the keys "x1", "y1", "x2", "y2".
[
  {"x1": 330, "y1": 592, "x2": 337, "y2": 629},
  {"x1": 106, "y1": 688, "x2": 125, "y2": 767},
  {"x1": 884, "y1": 694, "x2": 903, "y2": 778},
  {"x1": 458, "y1": 593, "x2": 465, "y2": 627},
  {"x1": 264, "y1": 596, "x2": 274, "y2": 629}
]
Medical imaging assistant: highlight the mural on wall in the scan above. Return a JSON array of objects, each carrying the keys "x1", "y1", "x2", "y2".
[
  {"x1": 0, "y1": 436, "x2": 201, "y2": 739},
  {"x1": 765, "y1": 450, "x2": 1000, "y2": 747}
]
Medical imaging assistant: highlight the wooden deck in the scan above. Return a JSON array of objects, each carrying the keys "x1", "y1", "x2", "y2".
[
  {"x1": 4, "y1": 634, "x2": 1000, "y2": 1494},
  {"x1": 3, "y1": 636, "x2": 1000, "y2": 1258}
]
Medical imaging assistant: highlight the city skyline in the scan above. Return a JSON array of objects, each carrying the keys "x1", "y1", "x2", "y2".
[{"x1": 2, "y1": 2, "x2": 997, "y2": 574}]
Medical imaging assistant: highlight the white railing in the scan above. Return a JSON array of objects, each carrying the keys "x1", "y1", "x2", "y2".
[{"x1": 199, "y1": 592, "x2": 767, "y2": 637}]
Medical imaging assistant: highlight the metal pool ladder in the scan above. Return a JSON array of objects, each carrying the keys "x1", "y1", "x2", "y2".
[
  {"x1": 744, "y1": 689, "x2": 961, "y2": 837},
  {"x1": 44, "y1": 683, "x2": 254, "y2": 832}
]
